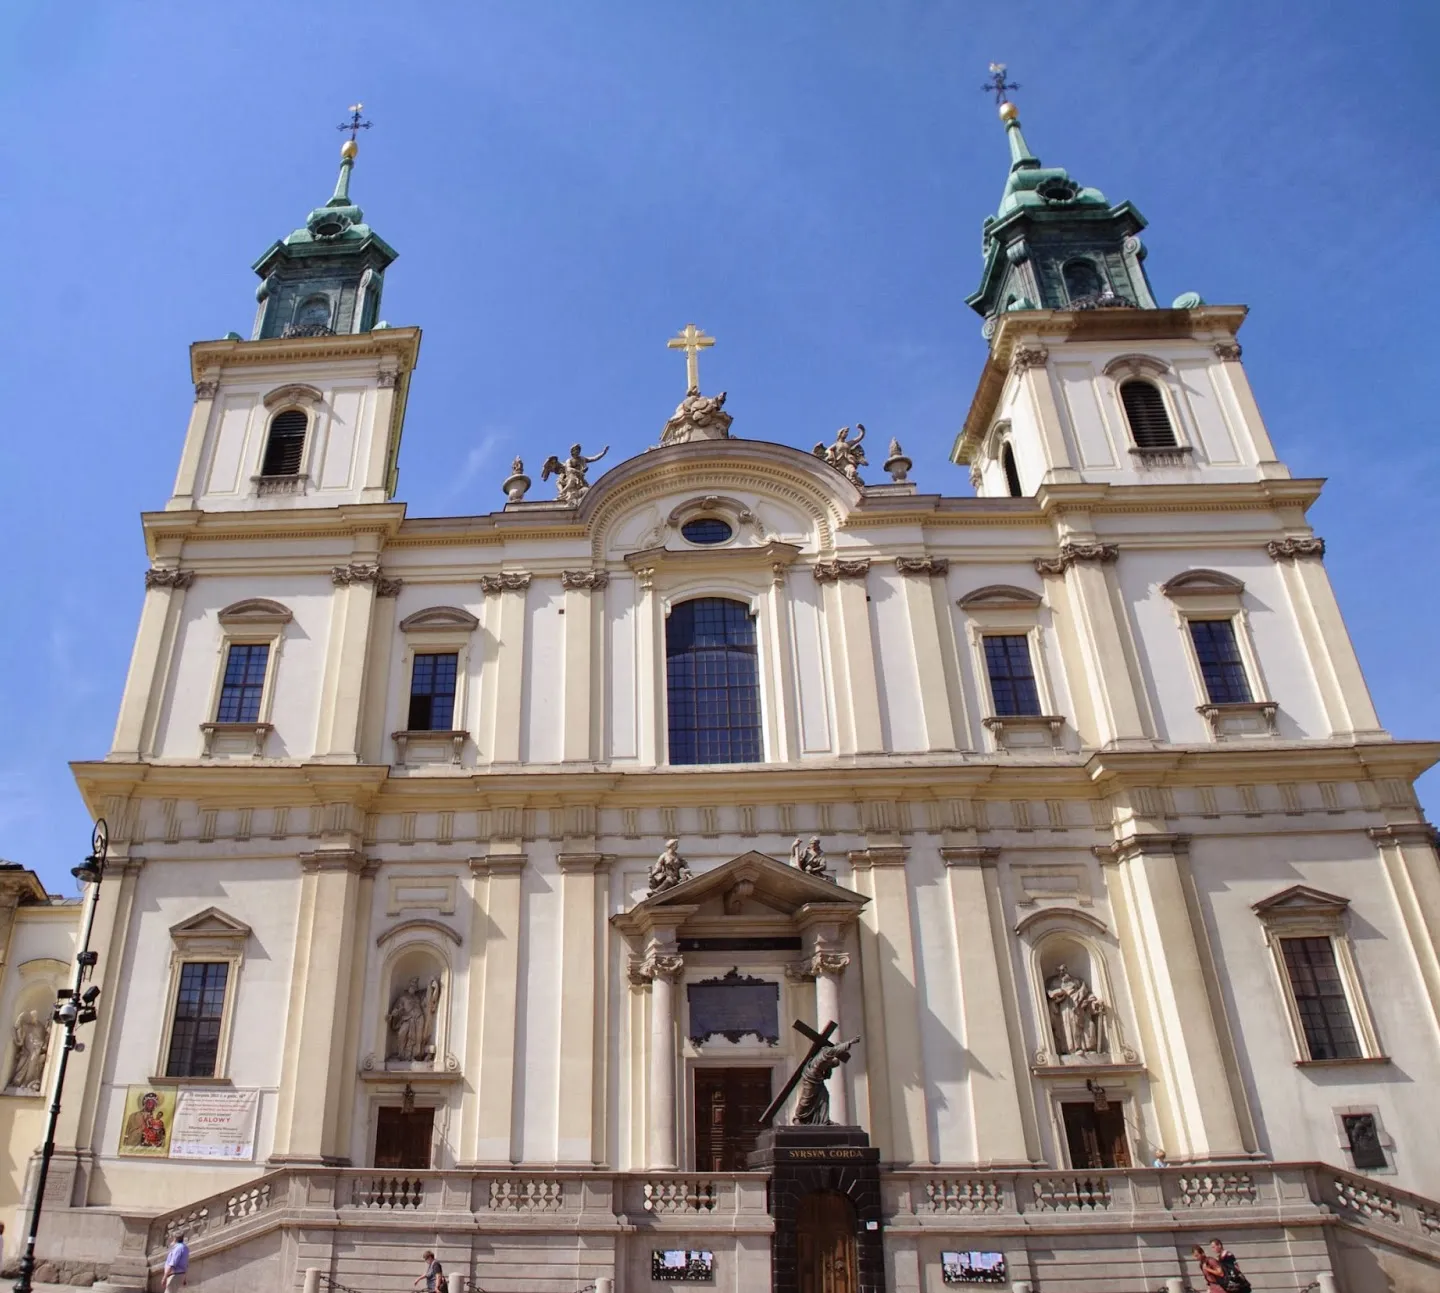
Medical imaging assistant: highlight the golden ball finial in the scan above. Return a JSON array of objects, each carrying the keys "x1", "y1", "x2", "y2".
[
  {"x1": 998, "y1": 101, "x2": 1019, "y2": 122},
  {"x1": 341, "y1": 138, "x2": 359, "y2": 160}
]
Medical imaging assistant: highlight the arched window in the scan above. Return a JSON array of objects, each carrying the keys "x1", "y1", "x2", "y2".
[
  {"x1": 1001, "y1": 443, "x2": 1024, "y2": 497},
  {"x1": 666, "y1": 597, "x2": 762, "y2": 765},
  {"x1": 260, "y1": 409, "x2": 308, "y2": 477},
  {"x1": 1063, "y1": 259, "x2": 1103, "y2": 302},
  {"x1": 296, "y1": 295, "x2": 332, "y2": 328},
  {"x1": 1119, "y1": 380, "x2": 1177, "y2": 448}
]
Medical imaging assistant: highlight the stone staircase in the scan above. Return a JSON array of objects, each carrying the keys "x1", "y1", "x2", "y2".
[{"x1": 92, "y1": 1163, "x2": 1440, "y2": 1291}]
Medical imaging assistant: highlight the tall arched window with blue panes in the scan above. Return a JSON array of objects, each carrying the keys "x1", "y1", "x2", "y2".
[{"x1": 665, "y1": 597, "x2": 763, "y2": 765}]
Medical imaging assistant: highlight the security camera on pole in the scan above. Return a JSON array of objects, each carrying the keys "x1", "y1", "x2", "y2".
[{"x1": 13, "y1": 821, "x2": 108, "y2": 1293}]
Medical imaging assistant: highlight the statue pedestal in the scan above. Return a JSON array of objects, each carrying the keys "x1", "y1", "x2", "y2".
[{"x1": 749, "y1": 1126, "x2": 884, "y2": 1293}]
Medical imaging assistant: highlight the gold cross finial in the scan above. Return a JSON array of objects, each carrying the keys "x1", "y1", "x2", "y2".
[{"x1": 667, "y1": 323, "x2": 715, "y2": 392}]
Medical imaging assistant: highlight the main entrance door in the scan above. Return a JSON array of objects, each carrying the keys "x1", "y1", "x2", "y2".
[
  {"x1": 374, "y1": 1106, "x2": 434, "y2": 1169},
  {"x1": 694, "y1": 1068, "x2": 771, "y2": 1171},
  {"x1": 1061, "y1": 1101, "x2": 1131, "y2": 1168},
  {"x1": 797, "y1": 1191, "x2": 858, "y2": 1293}
]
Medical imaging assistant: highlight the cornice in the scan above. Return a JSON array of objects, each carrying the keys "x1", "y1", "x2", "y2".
[
  {"x1": 141, "y1": 502, "x2": 407, "y2": 558},
  {"x1": 189, "y1": 327, "x2": 422, "y2": 382}
]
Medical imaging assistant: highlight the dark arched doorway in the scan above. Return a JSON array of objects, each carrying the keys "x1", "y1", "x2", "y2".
[{"x1": 796, "y1": 1190, "x2": 857, "y2": 1293}]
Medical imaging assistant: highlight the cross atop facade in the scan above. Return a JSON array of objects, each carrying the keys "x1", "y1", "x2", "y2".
[
  {"x1": 982, "y1": 62, "x2": 1019, "y2": 106},
  {"x1": 337, "y1": 103, "x2": 373, "y2": 142},
  {"x1": 667, "y1": 323, "x2": 715, "y2": 393}
]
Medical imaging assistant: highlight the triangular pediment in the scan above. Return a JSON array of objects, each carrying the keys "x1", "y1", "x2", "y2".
[
  {"x1": 614, "y1": 850, "x2": 867, "y2": 936},
  {"x1": 169, "y1": 907, "x2": 252, "y2": 941},
  {"x1": 1252, "y1": 885, "x2": 1350, "y2": 918}
]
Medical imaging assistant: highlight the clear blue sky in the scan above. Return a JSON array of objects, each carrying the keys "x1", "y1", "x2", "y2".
[{"x1": 0, "y1": 2, "x2": 1435, "y2": 891}]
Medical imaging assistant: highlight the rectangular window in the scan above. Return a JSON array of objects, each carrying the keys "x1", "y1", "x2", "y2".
[
  {"x1": 165, "y1": 961, "x2": 230, "y2": 1078},
  {"x1": 215, "y1": 643, "x2": 270, "y2": 723},
  {"x1": 408, "y1": 652, "x2": 459, "y2": 731},
  {"x1": 1188, "y1": 619, "x2": 1253, "y2": 704},
  {"x1": 983, "y1": 635, "x2": 1042, "y2": 717},
  {"x1": 1281, "y1": 936, "x2": 1361, "y2": 1060}
]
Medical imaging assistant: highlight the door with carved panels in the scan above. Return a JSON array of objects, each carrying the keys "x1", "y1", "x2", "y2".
[
  {"x1": 693, "y1": 1067, "x2": 771, "y2": 1171},
  {"x1": 797, "y1": 1191, "x2": 857, "y2": 1293}
]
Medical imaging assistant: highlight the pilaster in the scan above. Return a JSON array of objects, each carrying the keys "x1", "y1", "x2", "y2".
[
  {"x1": 333, "y1": 862, "x2": 379, "y2": 1161},
  {"x1": 895, "y1": 559, "x2": 959, "y2": 751},
  {"x1": 556, "y1": 852, "x2": 608, "y2": 1162},
  {"x1": 467, "y1": 853, "x2": 525, "y2": 1162},
  {"x1": 315, "y1": 559, "x2": 385, "y2": 761},
  {"x1": 359, "y1": 576, "x2": 402, "y2": 762},
  {"x1": 1010, "y1": 348, "x2": 1081, "y2": 484},
  {"x1": 1369, "y1": 824, "x2": 1440, "y2": 1037},
  {"x1": 480, "y1": 575, "x2": 531, "y2": 765},
  {"x1": 166, "y1": 381, "x2": 219, "y2": 509},
  {"x1": 1097, "y1": 833, "x2": 1249, "y2": 1161},
  {"x1": 941, "y1": 847, "x2": 1036, "y2": 1165},
  {"x1": 111, "y1": 569, "x2": 193, "y2": 759},
  {"x1": 817, "y1": 562, "x2": 883, "y2": 755},
  {"x1": 560, "y1": 572, "x2": 607, "y2": 762}
]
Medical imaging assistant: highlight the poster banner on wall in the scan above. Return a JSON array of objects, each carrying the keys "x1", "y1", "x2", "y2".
[
  {"x1": 170, "y1": 1088, "x2": 260, "y2": 1160},
  {"x1": 117, "y1": 1086, "x2": 176, "y2": 1156}
]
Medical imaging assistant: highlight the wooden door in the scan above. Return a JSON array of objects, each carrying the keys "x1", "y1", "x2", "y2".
[
  {"x1": 797, "y1": 1191, "x2": 858, "y2": 1293},
  {"x1": 693, "y1": 1068, "x2": 771, "y2": 1171},
  {"x1": 1061, "y1": 1102, "x2": 1131, "y2": 1169},
  {"x1": 374, "y1": 1106, "x2": 435, "y2": 1169}
]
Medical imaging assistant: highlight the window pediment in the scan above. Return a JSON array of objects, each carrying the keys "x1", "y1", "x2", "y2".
[
  {"x1": 1162, "y1": 569, "x2": 1246, "y2": 599},
  {"x1": 1252, "y1": 885, "x2": 1350, "y2": 924},
  {"x1": 262, "y1": 383, "x2": 324, "y2": 410},
  {"x1": 625, "y1": 540, "x2": 801, "y2": 578},
  {"x1": 170, "y1": 906, "x2": 251, "y2": 955},
  {"x1": 218, "y1": 598, "x2": 293, "y2": 626},
  {"x1": 399, "y1": 606, "x2": 478, "y2": 632},
  {"x1": 959, "y1": 584, "x2": 1043, "y2": 611}
]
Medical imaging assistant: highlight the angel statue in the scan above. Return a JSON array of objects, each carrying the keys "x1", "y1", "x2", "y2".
[
  {"x1": 790, "y1": 836, "x2": 829, "y2": 879},
  {"x1": 541, "y1": 442, "x2": 610, "y2": 505},
  {"x1": 814, "y1": 424, "x2": 867, "y2": 484}
]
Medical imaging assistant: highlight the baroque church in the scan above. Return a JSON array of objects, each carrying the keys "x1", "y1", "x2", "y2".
[{"x1": 1, "y1": 88, "x2": 1439, "y2": 1293}]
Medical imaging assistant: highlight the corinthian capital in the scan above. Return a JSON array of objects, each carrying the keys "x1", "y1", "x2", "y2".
[
  {"x1": 1266, "y1": 537, "x2": 1325, "y2": 562},
  {"x1": 813, "y1": 558, "x2": 871, "y2": 583},
  {"x1": 628, "y1": 952, "x2": 684, "y2": 986},
  {"x1": 786, "y1": 950, "x2": 851, "y2": 981},
  {"x1": 480, "y1": 572, "x2": 533, "y2": 595},
  {"x1": 1033, "y1": 541, "x2": 1119, "y2": 575},
  {"x1": 331, "y1": 562, "x2": 383, "y2": 586},
  {"x1": 1011, "y1": 346, "x2": 1049, "y2": 372},
  {"x1": 560, "y1": 569, "x2": 611, "y2": 591},
  {"x1": 144, "y1": 567, "x2": 194, "y2": 590}
]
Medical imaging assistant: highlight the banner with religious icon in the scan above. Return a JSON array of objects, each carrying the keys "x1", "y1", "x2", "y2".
[
  {"x1": 170, "y1": 1088, "x2": 260, "y2": 1160},
  {"x1": 117, "y1": 1086, "x2": 176, "y2": 1156}
]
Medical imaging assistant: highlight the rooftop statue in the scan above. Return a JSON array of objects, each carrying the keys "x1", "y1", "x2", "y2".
[
  {"x1": 541, "y1": 443, "x2": 609, "y2": 505},
  {"x1": 661, "y1": 386, "x2": 733, "y2": 445},
  {"x1": 814, "y1": 424, "x2": 867, "y2": 485}
]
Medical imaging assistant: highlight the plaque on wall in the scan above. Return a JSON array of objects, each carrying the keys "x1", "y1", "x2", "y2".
[
  {"x1": 942, "y1": 1252, "x2": 1007, "y2": 1285},
  {"x1": 687, "y1": 968, "x2": 780, "y2": 1045},
  {"x1": 652, "y1": 1250, "x2": 714, "y2": 1282}
]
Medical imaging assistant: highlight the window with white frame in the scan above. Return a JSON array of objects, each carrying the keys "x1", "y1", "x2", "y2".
[
  {"x1": 393, "y1": 606, "x2": 478, "y2": 765},
  {"x1": 1252, "y1": 885, "x2": 1383, "y2": 1065},
  {"x1": 1104, "y1": 356, "x2": 1191, "y2": 462},
  {"x1": 1187, "y1": 619, "x2": 1253, "y2": 705},
  {"x1": 157, "y1": 908, "x2": 250, "y2": 1082},
  {"x1": 666, "y1": 597, "x2": 762, "y2": 765},
  {"x1": 202, "y1": 599, "x2": 292, "y2": 757},
  {"x1": 983, "y1": 635, "x2": 1042, "y2": 716},
  {"x1": 959, "y1": 585, "x2": 1063, "y2": 749}
]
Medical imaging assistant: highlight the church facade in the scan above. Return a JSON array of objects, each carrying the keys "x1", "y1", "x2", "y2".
[{"x1": 4, "y1": 98, "x2": 1440, "y2": 1293}]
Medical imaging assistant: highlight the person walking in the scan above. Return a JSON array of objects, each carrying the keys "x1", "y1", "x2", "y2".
[
  {"x1": 163, "y1": 1233, "x2": 189, "y2": 1291},
  {"x1": 413, "y1": 1250, "x2": 447, "y2": 1293},
  {"x1": 1191, "y1": 1244, "x2": 1226, "y2": 1293},
  {"x1": 1211, "y1": 1237, "x2": 1252, "y2": 1292}
]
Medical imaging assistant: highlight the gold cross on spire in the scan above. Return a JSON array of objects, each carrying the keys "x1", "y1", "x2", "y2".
[{"x1": 667, "y1": 323, "x2": 715, "y2": 392}]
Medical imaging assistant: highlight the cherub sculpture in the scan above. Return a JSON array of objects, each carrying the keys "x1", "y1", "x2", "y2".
[{"x1": 541, "y1": 442, "x2": 610, "y2": 504}]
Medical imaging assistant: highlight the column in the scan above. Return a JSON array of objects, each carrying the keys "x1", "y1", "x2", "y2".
[
  {"x1": 1370, "y1": 824, "x2": 1440, "y2": 1028},
  {"x1": 1272, "y1": 542, "x2": 1384, "y2": 738},
  {"x1": 167, "y1": 378, "x2": 219, "y2": 509},
  {"x1": 270, "y1": 851, "x2": 367, "y2": 1163},
  {"x1": 467, "y1": 853, "x2": 525, "y2": 1163},
  {"x1": 560, "y1": 572, "x2": 606, "y2": 763},
  {"x1": 1099, "y1": 834, "x2": 1248, "y2": 1161},
  {"x1": 331, "y1": 863, "x2": 379, "y2": 1162},
  {"x1": 848, "y1": 848, "x2": 928, "y2": 1163},
  {"x1": 631, "y1": 945, "x2": 683, "y2": 1170},
  {"x1": 480, "y1": 575, "x2": 531, "y2": 765},
  {"x1": 942, "y1": 848, "x2": 1034, "y2": 1165},
  {"x1": 813, "y1": 956, "x2": 850, "y2": 1125},
  {"x1": 315, "y1": 560, "x2": 383, "y2": 761},
  {"x1": 556, "y1": 852, "x2": 605, "y2": 1162},
  {"x1": 1039, "y1": 538, "x2": 1150, "y2": 745},
  {"x1": 897, "y1": 559, "x2": 959, "y2": 751},
  {"x1": 816, "y1": 562, "x2": 883, "y2": 755},
  {"x1": 111, "y1": 570, "x2": 192, "y2": 758}
]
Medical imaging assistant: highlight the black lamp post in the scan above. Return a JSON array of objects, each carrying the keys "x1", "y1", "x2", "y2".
[{"x1": 13, "y1": 820, "x2": 108, "y2": 1293}]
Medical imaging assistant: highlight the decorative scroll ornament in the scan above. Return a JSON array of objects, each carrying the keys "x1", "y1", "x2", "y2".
[
  {"x1": 895, "y1": 556, "x2": 950, "y2": 577},
  {"x1": 1033, "y1": 542, "x2": 1119, "y2": 575},
  {"x1": 332, "y1": 562, "x2": 383, "y2": 586},
  {"x1": 541, "y1": 443, "x2": 609, "y2": 505},
  {"x1": 1213, "y1": 341, "x2": 1243, "y2": 362},
  {"x1": 144, "y1": 568, "x2": 194, "y2": 590},
  {"x1": 1266, "y1": 537, "x2": 1325, "y2": 561},
  {"x1": 628, "y1": 951, "x2": 684, "y2": 985},
  {"x1": 1010, "y1": 346, "x2": 1049, "y2": 372},
  {"x1": 560, "y1": 570, "x2": 611, "y2": 591},
  {"x1": 813, "y1": 558, "x2": 871, "y2": 583},
  {"x1": 661, "y1": 388, "x2": 733, "y2": 446},
  {"x1": 479, "y1": 572, "x2": 533, "y2": 594}
]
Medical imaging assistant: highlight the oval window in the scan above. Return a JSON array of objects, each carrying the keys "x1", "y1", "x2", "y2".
[{"x1": 681, "y1": 518, "x2": 733, "y2": 545}]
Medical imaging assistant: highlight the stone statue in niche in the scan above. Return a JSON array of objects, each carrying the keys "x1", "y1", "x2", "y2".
[
  {"x1": 791, "y1": 1035, "x2": 861, "y2": 1125},
  {"x1": 790, "y1": 836, "x2": 829, "y2": 879},
  {"x1": 813, "y1": 424, "x2": 868, "y2": 485},
  {"x1": 1045, "y1": 963, "x2": 1107, "y2": 1058},
  {"x1": 8, "y1": 1010, "x2": 48, "y2": 1091},
  {"x1": 387, "y1": 975, "x2": 443, "y2": 1063},
  {"x1": 649, "y1": 839, "x2": 691, "y2": 896},
  {"x1": 541, "y1": 443, "x2": 609, "y2": 504}
]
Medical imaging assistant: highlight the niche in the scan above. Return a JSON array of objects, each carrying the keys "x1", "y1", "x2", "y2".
[
  {"x1": 1025, "y1": 925, "x2": 1135, "y2": 1068},
  {"x1": 381, "y1": 944, "x2": 449, "y2": 1071}
]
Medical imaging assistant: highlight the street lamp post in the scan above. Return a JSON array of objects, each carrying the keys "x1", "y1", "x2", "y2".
[{"x1": 13, "y1": 820, "x2": 108, "y2": 1293}]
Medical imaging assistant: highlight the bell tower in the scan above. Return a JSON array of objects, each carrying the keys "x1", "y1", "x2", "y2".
[
  {"x1": 166, "y1": 108, "x2": 419, "y2": 514},
  {"x1": 954, "y1": 74, "x2": 1287, "y2": 494}
]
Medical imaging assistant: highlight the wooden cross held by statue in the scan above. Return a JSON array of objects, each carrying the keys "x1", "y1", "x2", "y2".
[{"x1": 759, "y1": 1018, "x2": 838, "y2": 1127}]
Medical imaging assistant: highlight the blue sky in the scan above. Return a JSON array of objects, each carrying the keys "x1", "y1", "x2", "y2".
[{"x1": 0, "y1": 2, "x2": 1435, "y2": 890}]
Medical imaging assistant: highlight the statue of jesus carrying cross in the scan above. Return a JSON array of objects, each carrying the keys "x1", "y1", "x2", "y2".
[{"x1": 760, "y1": 1019, "x2": 861, "y2": 1128}]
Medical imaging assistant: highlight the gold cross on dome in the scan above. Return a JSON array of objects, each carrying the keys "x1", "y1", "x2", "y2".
[{"x1": 667, "y1": 322, "x2": 715, "y2": 392}]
